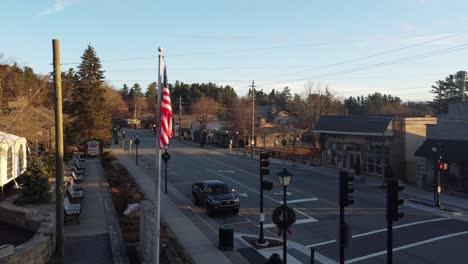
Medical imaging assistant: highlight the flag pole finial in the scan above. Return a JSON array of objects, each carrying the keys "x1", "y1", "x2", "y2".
[{"x1": 158, "y1": 47, "x2": 163, "y2": 53}]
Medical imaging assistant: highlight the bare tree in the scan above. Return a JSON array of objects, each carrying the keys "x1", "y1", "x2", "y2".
[
  {"x1": 192, "y1": 97, "x2": 222, "y2": 143},
  {"x1": 104, "y1": 85, "x2": 129, "y2": 120}
]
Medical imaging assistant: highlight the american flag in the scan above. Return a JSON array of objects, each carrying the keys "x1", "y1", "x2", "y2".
[{"x1": 160, "y1": 65, "x2": 173, "y2": 148}]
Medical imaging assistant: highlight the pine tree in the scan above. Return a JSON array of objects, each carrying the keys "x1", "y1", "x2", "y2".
[
  {"x1": 70, "y1": 45, "x2": 111, "y2": 143},
  {"x1": 430, "y1": 71, "x2": 467, "y2": 114},
  {"x1": 20, "y1": 155, "x2": 50, "y2": 204},
  {"x1": 145, "y1": 82, "x2": 158, "y2": 115}
]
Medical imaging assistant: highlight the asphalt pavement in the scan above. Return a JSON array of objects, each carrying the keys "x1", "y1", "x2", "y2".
[{"x1": 117, "y1": 129, "x2": 468, "y2": 264}]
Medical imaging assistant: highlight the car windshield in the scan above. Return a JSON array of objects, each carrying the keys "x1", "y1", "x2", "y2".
[{"x1": 210, "y1": 184, "x2": 229, "y2": 194}]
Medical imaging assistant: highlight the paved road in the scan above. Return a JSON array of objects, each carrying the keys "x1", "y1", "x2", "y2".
[{"x1": 122, "y1": 129, "x2": 468, "y2": 264}]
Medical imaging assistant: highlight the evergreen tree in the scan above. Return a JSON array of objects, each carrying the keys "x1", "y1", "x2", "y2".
[
  {"x1": 132, "y1": 83, "x2": 144, "y2": 96},
  {"x1": 20, "y1": 155, "x2": 50, "y2": 204},
  {"x1": 120, "y1": 83, "x2": 129, "y2": 99},
  {"x1": 70, "y1": 45, "x2": 111, "y2": 142},
  {"x1": 430, "y1": 71, "x2": 467, "y2": 114},
  {"x1": 145, "y1": 82, "x2": 158, "y2": 115}
]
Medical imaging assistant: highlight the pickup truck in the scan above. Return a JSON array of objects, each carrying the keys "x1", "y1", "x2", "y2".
[{"x1": 192, "y1": 180, "x2": 240, "y2": 217}]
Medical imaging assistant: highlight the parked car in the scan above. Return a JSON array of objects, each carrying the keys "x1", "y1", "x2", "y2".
[{"x1": 192, "y1": 180, "x2": 240, "y2": 217}]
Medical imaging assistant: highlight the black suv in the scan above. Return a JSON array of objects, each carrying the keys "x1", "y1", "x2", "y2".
[{"x1": 192, "y1": 180, "x2": 240, "y2": 217}]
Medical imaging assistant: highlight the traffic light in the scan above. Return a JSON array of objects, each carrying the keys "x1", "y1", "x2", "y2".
[
  {"x1": 387, "y1": 179, "x2": 404, "y2": 222},
  {"x1": 339, "y1": 171, "x2": 354, "y2": 207},
  {"x1": 259, "y1": 152, "x2": 270, "y2": 176}
]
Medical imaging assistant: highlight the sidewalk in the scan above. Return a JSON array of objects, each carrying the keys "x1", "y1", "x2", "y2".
[
  {"x1": 181, "y1": 140, "x2": 468, "y2": 214},
  {"x1": 63, "y1": 159, "x2": 114, "y2": 264},
  {"x1": 109, "y1": 144, "x2": 232, "y2": 264}
]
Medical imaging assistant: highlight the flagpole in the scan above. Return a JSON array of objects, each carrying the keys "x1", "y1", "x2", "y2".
[{"x1": 155, "y1": 47, "x2": 163, "y2": 263}]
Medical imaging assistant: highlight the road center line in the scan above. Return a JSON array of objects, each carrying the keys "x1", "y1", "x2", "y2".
[
  {"x1": 306, "y1": 217, "x2": 450, "y2": 248},
  {"x1": 278, "y1": 198, "x2": 318, "y2": 204},
  {"x1": 345, "y1": 230, "x2": 468, "y2": 263},
  {"x1": 208, "y1": 169, "x2": 317, "y2": 220}
]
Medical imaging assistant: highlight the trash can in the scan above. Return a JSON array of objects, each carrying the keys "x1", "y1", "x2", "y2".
[{"x1": 218, "y1": 224, "x2": 234, "y2": 250}]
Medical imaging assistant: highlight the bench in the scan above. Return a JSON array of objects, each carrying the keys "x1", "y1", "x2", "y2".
[
  {"x1": 77, "y1": 154, "x2": 86, "y2": 164},
  {"x1": 75, "y1": 159, "x2": 85, "y2": 170},
  {"x1": 67, "y1": 185, "x2": 83, "y2": 203},
  {"x1": 73, "y1": 166, "x2": 84, "y2": 175},
  {"x1": 68, "y1": 170, "x2": 83, "y2": 183},
  {"x1": 64, "y1": 196, "x2": 81, "y2": 224}
]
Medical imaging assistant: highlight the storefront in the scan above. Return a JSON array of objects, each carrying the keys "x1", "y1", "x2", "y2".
[{"x1": 314, "y1": 115, "x2": 401, "y2": 177}]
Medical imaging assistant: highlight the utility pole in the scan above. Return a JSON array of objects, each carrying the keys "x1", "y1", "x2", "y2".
[
  {"x1": 251, "y1": 81, "x2": 255, "y2": 159},
  {"x1": 52, "y1": 39, "x2": 65, "y2": 258},
  {"x1": 179, "y1": 96, "x2": 182, "y2": 141}
]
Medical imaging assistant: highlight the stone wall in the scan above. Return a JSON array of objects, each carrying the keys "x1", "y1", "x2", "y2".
[
  {"x1": 139, "y1": 200, "x2": 154, "y2": 264},
  {"x1": 0, "y1": 199, "x2": 55, "y2": 264}
]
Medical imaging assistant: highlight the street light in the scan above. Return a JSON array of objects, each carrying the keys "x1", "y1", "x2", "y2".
[
  {"x1": 277, "y1": 168, "x2": 293, "y2": 264},
  {"x1": 432, "y1": 144, "x2": 442, "y2": 207},
  {"x1": 226, "y1": 130, "x2": 229, "y2": 149},
  {"x1": 134, "y1": 134, "x2": 140, "y2": 165}
]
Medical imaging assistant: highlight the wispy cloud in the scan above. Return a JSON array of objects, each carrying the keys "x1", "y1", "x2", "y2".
[{"x1": 39, "y1": 0, "x2": 80, "y2": 16}]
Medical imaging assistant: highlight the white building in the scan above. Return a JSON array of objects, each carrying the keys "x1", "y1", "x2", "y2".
[{"x1": 0, "y1": 131, "x2": 27, "y2": 197}]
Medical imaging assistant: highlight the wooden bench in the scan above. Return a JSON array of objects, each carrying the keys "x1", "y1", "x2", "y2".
[
  {"x1": 73, "y1": 166, "x2": 84, "y2": 175},
  {"x1": 64, "y1": 196, "x2": 81, "y2": 224},
  {"x1": 68, "y1": 170, "x2": 83, "y2": 183},
  {"x1": 77, "y1": 154, "x2": 86, "y2": 164},
  {"x1": 75, "y1": 159, "x2": 85, "y2": 170},
  {"x1": 67, "y1": 185, "x2": 83, "y2": 203}
]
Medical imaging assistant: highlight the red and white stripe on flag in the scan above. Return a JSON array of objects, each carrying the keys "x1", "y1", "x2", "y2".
[{"x1": 160, "y1": 66, "x2": 173, "y2": 148}]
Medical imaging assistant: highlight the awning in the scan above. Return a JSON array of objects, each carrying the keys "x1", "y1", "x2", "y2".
[{"x1": 415, "y1": 138, "x2": 468, "y2": 163}]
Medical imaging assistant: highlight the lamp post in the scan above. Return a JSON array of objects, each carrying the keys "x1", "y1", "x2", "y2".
[
  {"x1": 162, "y1": 147, "x2": 171, "y2": 194},
  {"x1": 226, "y1": 130, "x2": 229, "y2": 149},
  {"x1": 236, "y1": 131, "x2": 239, "y2": 152},
  {"x1": 134, "y1": 134, "x2": 140, "y2": 165},
  {"x1": 281, "y1": 136, "x2": 287, "y2": 167},
  {"x1": 277, "y1": 168, "x2": 293, "y2": 264},
  {"x1": 432, "y1": 145, "x2": 442, "y2": 207},
  {"x1": 292, "y1": 137, "x2": 297, "y2": 167}
]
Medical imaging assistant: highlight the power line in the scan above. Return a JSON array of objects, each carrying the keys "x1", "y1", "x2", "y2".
[{"x1": 59, "y1": 30, "x2": 468, "y2": 66}]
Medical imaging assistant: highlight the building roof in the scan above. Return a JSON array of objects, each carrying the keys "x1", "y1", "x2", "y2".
[
  {"x1": 313, "y1": 115, "x2": 393, "y2": 136},
  {"x1": 414, "y1": 138, "x2": 468, "y2": 163},
  {"x1": 0, "y1": 131, "x2": 22, "y2": 145}
]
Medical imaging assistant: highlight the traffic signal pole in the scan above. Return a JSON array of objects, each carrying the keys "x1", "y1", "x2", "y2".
[
  {"x1": 435, "y1": 169, "x2": 441, "y2": 207},
  {"x1": 386, "y1": 179, "x2": 393, "y2": 264},
  {"x1": 387, "y1": 214, "x2": 393, "y2": 264},
  {"x1": 386, "y1": 178, "x2": 405, "y2": 264},
  {"x1": 338, "y1": 171, "x2": 353, "y2": 264},
  {"x1": 257, "y1": 151, "x2": 270, "y2": 246},
  {"x1": 258, "y1": 171, "x2": 266, "y2": 245},
  {"x1": 339, "y1": 203, "x2": 345, "y2": 264}
]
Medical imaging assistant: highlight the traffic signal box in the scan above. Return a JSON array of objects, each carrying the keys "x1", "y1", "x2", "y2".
[
  {"x1": 339, "y1": 171, "x2": 354, "y2": 208},
  {"x1": 437, "y1": 161, "x2": 449, "y2": 171},
  {"x1": 387, "y1": 179, "x2": 405, "y2": 222},
  {"x1": 260, "y1": 152, "x2": 270, "y2": 175},
  {"x1": 260, "y1": 152, "x2": 273, "y2": 191}
]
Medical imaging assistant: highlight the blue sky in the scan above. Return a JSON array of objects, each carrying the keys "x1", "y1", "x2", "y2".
[{"x1": 1, "y1": 0, "x2": 468, "y2": 101}]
